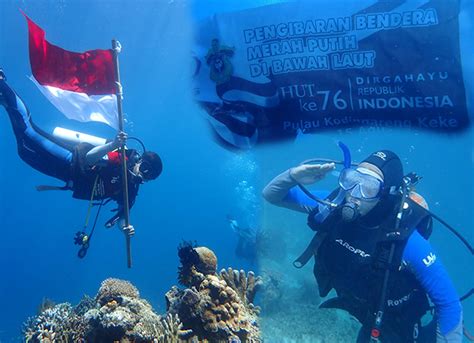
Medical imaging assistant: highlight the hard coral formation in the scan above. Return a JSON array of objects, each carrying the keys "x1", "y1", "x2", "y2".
[
  {"x1": 219, "y1": 267, "x2": 262, "y2": 306},
  {"x1": 23, "y1": 247, "x2": 262, "y2": 342},
  {"x1": 96, "y1": 278, "x2": 140, "y2": 306},
  {"x1": 194, "y1": 246, "x2": 218, "y2": 275},
  {"x1": 178, "y1": 241, "x2": 218, "y2": 287},
  {"x1": 85, "y1": 277, "x2": 165, "y2": 342},
  {"x1": 160, "y1": 313, "x2": 194, "y2": 341},
  {"x1": 167, "y1": 250, "x2": 262, "y2": 342}
]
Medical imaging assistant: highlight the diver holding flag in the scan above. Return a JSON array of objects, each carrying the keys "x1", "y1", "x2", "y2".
[
  {"x1": 0, "y1": 14, "x2": 163, "y2": 267},
  {"x1": 0, "y1": 67, "x2": 162, "y2": 265}
]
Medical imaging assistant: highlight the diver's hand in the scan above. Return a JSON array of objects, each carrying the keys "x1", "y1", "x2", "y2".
[
  {"x1": 112, "y1": 131, "x2": 127, "y2": 148},
  {"x1": 122, "y1": 225, "x2": 135, "y2": 237},
  {"x1": 289, "y1": 163, "x2": 335, "y2": 185}
]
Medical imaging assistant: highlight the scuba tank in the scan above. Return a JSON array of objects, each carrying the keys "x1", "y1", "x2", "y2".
[{"x1": 53, "y1": 127, "x2": 107, "y2": 146}]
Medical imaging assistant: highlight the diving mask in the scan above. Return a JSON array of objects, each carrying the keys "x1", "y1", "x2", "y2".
[
  {"x1": 338, "y1": 168, "x2": 384, "y2": 200},
  {"x1": 138, "y1": 160, "x2": 153, "y2": 180}
]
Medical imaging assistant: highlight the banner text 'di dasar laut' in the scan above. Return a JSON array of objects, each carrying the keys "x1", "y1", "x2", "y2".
[{"x1": 192, "y1": 0, "x2": 468, "y2": 149}]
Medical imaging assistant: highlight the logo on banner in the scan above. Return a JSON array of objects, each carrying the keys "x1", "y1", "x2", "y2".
[{"x1": 206, "y1": 38, "x2": 235, "y2": 85}]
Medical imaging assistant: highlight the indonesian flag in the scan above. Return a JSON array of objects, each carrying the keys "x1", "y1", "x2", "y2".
[{"x1": 24, "y1": 14, "x2": 118, "y2": 128}]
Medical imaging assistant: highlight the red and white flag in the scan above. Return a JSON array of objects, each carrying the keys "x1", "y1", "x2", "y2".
[{"x1": 24, "y1": 14, "x2": 118, "y2": 129}]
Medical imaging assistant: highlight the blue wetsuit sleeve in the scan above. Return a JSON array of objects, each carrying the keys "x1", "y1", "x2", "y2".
[
  {"x1": 262, "y1": 168, "x2": 330, "y2": 213},
  {"x1": 402, "y1": 230, "x2": 462, "y2": 335},
  {"x1": 283, "y1": 187, "x2": 330, "y2": 208}
]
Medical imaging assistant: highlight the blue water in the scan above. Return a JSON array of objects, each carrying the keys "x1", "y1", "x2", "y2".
[{"x1": 0, "y1": 1, "x2": 473, "y2": 342}]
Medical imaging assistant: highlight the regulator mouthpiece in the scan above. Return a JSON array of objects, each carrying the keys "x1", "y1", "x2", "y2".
[{"x1": 341, "y1": 202, "x2": 360, "y2": 222}]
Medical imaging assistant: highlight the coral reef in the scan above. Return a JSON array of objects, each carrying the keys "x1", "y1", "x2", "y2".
[
  {"x1": 23, "y1": 278, "x2": 190, "y2": 343},
  {"x1": 95, "y1": 278, "x2": 140, "y2": 306},
  {"x1": 74, "y1": 295, "x2": 96, "y2": 317},
  {"x1": 178, "y1": 241, "x2": 218, "y2": 287},
  {"x1": 84, "y1": 278, "x2": 164, "y2": 342},
  {"x1": 167, "y1": 245, "x2": 263, "y2": 342},
  {"x1": 219, "y1": 268, "x2": 261, "y2": 306},
  {"x1": 36, "y1": 297, "x2": 56, "y2": 315},
  {"x1": 160, "y1": 313, "x2": 194, "y2": 341},
  {"x1": 23, "y1": 246, "x2": 262, "y2": 343},
  {"x1": 23, "y1": 302, "x2": 88, "y2": 343}
]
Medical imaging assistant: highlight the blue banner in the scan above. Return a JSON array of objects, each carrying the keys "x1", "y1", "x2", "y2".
[{"x1": 192, "y1": 0, "x2": 468, "y2": 149}]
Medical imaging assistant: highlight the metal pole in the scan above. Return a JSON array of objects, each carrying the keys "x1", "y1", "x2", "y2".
[{"x1": 112, "y1": 39, "x2": 132, "y2": 268}]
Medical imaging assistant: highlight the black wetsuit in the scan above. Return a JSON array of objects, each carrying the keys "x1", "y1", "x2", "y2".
[
  {"x1": 1, "y1": 78, "x2": 140, "y2": 224},
  {"x1": 312, "y1": 208, "x2": 433, "y2": 343},
  {"x1": 262, "y1": 169, "x2": 463, "y2": 342}
]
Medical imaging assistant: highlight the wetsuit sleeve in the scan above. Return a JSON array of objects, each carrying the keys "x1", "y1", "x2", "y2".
[
  {"x1": 85, "y1": 142, "x2": 119, "y2": 166},
  {"x1": 402, "y1": 230, "x2": 463, "y2": 340},
  {"x1": 262, "y1": 169, "x2": 330, "y2": 213}
]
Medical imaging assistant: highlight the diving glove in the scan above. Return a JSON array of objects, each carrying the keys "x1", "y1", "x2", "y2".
[{"x1": 122, "y1": 225, "x2": 135, "y2": 237}]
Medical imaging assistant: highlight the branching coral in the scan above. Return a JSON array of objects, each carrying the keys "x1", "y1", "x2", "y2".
[
  {"x1": 23, "y1": 303, "x2": 86, "y2": 343},
  {"x1": 159, "y1": 313, "x2": 194, "y2": 341},
  {"x1": 219, "y1": 268, "x2": 263, "y2": 307}
]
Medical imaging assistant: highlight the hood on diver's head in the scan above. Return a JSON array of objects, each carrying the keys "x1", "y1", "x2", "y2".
[
  {"x1": 140, "y1": 151, "x2": 162, "y2": 180},
  {"x1": 361, "y1": 150, "x2": 403, "y2": 195},
  {"x1": 352, "y1": 150, "x2": 403, "y2": 226}
]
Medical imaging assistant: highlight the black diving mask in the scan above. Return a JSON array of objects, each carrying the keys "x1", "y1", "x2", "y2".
[{"x1": 138, "y1": 160, "x2": 153, "y2": 181}]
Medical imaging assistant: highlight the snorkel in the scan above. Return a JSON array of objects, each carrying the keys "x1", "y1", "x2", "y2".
[
  {"x1": 296, "y1": 142, "x2": 353, "y2": 223},
  {"x1": 338, "y1": 143, "x2": 363, "y2": 222}
]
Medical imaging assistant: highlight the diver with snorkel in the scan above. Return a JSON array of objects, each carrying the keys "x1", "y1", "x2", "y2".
[{"x1": 263, "y1": 142, "x2": 473, "y2": 342}]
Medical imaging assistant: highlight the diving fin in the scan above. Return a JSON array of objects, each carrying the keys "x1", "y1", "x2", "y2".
[
  {"x1": 319, "y1": 297, "x2": 366, "y2": 323},
  {"x1": 319, "y1": 297, "x2": 352, "y2": 311}
]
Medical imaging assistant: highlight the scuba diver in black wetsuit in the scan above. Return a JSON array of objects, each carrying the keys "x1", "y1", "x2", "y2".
[
  {"x1": 263, "y1": 144, "x2": 468, "y2": 342},
  {"x1": 0, "y1": 69, "x2": 163, "y2": 238}
]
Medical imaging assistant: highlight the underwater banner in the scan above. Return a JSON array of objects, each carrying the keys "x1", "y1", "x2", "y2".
[{"x1": 192, "y1": 0, "x2": 468, "y2": 148}]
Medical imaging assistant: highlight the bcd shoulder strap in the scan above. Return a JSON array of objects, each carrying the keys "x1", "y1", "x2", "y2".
[{"x1": 373, "y1": 198, "x2": 432, "y2": 271}]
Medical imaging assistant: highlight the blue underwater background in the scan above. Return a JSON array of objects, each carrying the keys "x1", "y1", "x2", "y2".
[{"x1": 0, "y1": 0, "x2": 473, "y2": 342}]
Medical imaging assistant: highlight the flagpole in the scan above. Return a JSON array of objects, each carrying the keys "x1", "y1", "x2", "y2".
[{"x1": 112, "y1": 39, "x2": 132, "y2": 268}]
